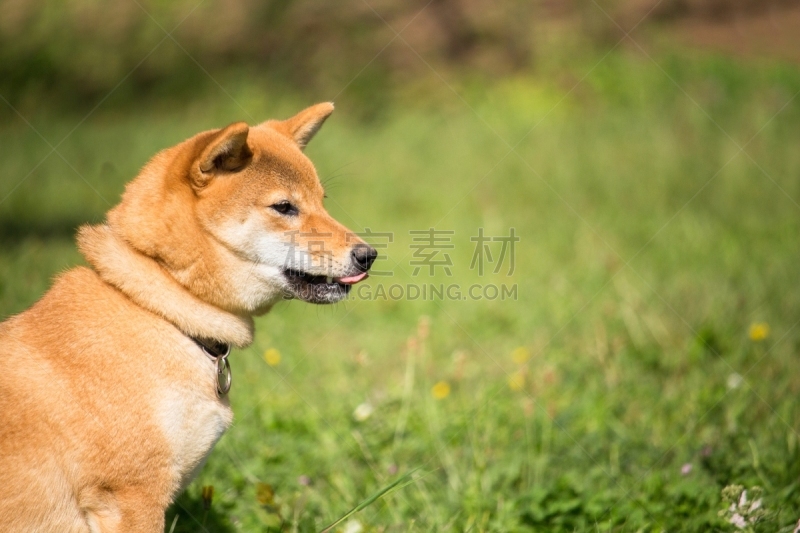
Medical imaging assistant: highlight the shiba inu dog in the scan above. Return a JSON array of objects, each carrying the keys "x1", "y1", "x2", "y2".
[{"x1": 0, "y1": 103, "x2": 376, "y2": 532}]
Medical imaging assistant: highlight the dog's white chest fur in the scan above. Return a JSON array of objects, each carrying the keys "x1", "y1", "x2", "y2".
[{"x1": 156, "y1": 359, "x2": 233, "y2": 491}]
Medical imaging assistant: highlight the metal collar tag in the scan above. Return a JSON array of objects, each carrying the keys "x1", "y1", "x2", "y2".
[{"x1": 193, "y1": 338, "x2": 232, "y2": 397}]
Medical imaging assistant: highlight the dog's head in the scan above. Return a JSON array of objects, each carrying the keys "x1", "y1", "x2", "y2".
[{"x1": 108, "y1": 103, "x2": 376, "y2": 313}]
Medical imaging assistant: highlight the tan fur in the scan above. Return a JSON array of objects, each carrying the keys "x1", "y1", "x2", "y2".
[{"x1": 0, "y1": 103, "x2": 372, "y2": 532}]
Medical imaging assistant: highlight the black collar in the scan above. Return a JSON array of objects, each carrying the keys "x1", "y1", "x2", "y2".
[
  {"x1": 192, "y1": 337, "x2": 231, "y2": 359},
  {"x1": 191, "y1": 337, "x2": 232, "y2": 397}
]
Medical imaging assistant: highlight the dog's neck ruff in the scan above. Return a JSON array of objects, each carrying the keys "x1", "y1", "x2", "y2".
[{"x1": 77, "y1": 224, "x2": 254, "y2": 348}]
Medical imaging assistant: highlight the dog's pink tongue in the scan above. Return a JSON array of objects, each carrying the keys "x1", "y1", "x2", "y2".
[{"x1": 337, "y1": 272, "x2": 369, "y2": 285}]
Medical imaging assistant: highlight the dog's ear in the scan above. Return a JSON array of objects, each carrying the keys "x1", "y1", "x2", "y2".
[
  {"x1": 194, "y1": 122, "x2": 252, "y2": 187},
  {"x1": 267, "y1": 102, "x2": 334, "y2": 150}
]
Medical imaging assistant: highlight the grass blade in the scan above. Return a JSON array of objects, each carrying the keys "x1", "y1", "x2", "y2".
[{"x1": 319, "y1": 470, "x2": 419, "y2": 533}]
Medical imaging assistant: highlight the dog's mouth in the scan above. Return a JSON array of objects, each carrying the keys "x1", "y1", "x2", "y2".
[{"x1": 282, "y1": 269, "x2": 369, "y2": 304}]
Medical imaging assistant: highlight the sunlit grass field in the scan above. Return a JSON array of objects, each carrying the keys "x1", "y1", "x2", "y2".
[{"x1": 2, "y1": 50, "x2": 800, "y2": 531}]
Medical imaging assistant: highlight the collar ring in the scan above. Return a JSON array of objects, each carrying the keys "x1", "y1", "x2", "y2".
[
  {"x1": 215, "y1": 354, "x2": 232, "y2": 397},
  {"x1": 193, "y1": 337, "x2": 232, "y2": 397}
]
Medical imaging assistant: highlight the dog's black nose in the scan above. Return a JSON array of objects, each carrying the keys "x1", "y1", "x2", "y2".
[{"x1": 351, "y1": 244, "x2": 378, "y2": 271}]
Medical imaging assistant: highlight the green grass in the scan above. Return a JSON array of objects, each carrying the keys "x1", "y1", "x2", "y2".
[{"x1": 2, "y1": 49, "x2": 800, "y2": 531}]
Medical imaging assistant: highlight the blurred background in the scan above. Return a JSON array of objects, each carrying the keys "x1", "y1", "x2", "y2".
[{"x1": 2, "y1": 1, "x2": 800, "y2": 531}]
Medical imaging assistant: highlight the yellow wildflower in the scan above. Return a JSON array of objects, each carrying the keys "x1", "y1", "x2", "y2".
[
  {"x1": 255, "y1": 482, "x2": 275, "y2": 506},
  {"x1": 431, "y1": 381, "x2": 451, "y2": 400},
  {"x1": 508, "y1": 371, "x2": 525, "y2": 391},
  {"x1": 511, "y1": 346, "x2": 530, "y2": 365},
  {"x1": 749, "y1": 323, "x2": 770, "y2": 342},
  {"x1": 263, "y1": 348, "x2": 281, "y2": 366}
]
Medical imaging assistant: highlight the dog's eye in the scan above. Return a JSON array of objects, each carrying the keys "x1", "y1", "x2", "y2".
[{"x1": 270, "y1": 201, "x2": 298, "y2": 216}]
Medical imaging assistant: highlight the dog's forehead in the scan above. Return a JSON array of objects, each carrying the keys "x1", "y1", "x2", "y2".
[{"x1": 246, "y1": 126, "x2": 322, "y2": 192}]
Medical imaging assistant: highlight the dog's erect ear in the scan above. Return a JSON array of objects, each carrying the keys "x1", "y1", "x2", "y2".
[
  {"x1": 268, "y1": 102, "x2": 334, "y2": 150},
  {"x1": 194, "y1": 122, "x2": 252, "y2": 187}
]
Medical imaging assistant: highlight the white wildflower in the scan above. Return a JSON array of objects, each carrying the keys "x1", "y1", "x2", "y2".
[
  {"x1": 730, "y1": 513, "x2": 747, "y2": 529},
  {"x1": 353, "y1": 402, "x2": 373, "y2": 422},
  {"x1": 343, "y1": 518, "x2": 363, "y2": 533},
  {"x1": 719, "y1": 485, "x2": 769, "y2": 528},
  {"x1": 727, "y1": 373, "x2": 743, "y2": 390}
]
